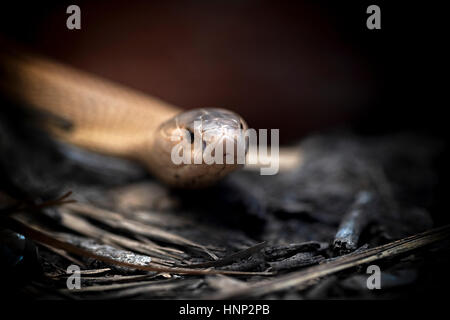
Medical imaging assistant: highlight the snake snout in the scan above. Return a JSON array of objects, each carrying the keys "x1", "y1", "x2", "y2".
[{"x1": 154, "y1": 107, "x2": 248, "y2": 187}]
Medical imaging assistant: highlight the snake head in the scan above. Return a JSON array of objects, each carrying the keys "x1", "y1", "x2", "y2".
[{"x1": 149, "y1": 108, "x2": 249, "y2": 188}]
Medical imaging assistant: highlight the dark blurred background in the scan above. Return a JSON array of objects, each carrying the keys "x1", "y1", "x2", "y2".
[
  {"x1": 1, "y1": 0, "x2": 445, "y2": 143},
  {"x1": 0, "y1": 1, "x2": 447, "y2": 223}
]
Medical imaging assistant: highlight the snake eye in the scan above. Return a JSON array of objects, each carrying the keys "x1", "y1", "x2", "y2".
[{"x1": 240, "y1": 121, "x2": 244, "y2": 130}]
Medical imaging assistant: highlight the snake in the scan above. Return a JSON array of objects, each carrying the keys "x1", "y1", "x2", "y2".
[{"x1": 0, "y1": 46, "x2": 248, "y2": 188}]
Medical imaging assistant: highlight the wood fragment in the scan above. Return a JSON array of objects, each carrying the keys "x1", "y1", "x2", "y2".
[
  {"x1": 78, "y1": 273, "x2": 160, "y2": 284},
  {"x1": 268, "y1": 252, "x2": 324, "y2": 271},
  {"x1": 64, "y1": 202, "x2": 218, "y2": 260},
  {"x1": 263, "y1": 241, "x2": 325, "y2": 260},
  {"x1": 212, "y1": 225, "x2": 450, "y2": 298},
  {"x1": 76, "y1": 268, "x2": 111, "y2": 275},
  {"x1": 81, "y1": 279, "x2": 204, "y2": 299},
  {"x1": 39, "y1": 242, "x2": 87, "y2": 268},
  {"x1": 333, "y1": 190, "x2": 377, "y2": 254},
  {"x1": 56, "y1": 210, "x2": 180, "y2": 266},
  {"x1": 62, "y1": 278, "x2": 175, "y2": 293},
  {"x1": 7, "y1": 216, "x2": 274, "y2": 276},
  {"x1": 221, "y1": 253, "x2": 266, "y2": 272},
  {"x1": 180, "y1": 242, "x2": 266, "y2": 268}
]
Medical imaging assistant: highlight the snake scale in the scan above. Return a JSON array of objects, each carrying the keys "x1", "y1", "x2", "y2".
[{"x1": 0, "y1": 46, "x2": 248, "y2": 187}]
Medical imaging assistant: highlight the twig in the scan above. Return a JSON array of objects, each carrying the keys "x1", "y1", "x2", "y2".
[
  {"x1": 0, "y1": 191, "x2": 75, "y2": 215},
  {"x1": 212, "y1": 224, "x2": 450, "y2": 299},
  {"x1": 64, "y1": 202, "x2": 218, "y2": 260},
  {"x1": 6, "y1": 216, "x2": 274, "y2": 276},
  {"x1": 263, "y1": 241, "x2": 325, "y2": 260},
  {"x1": 178, "y1": 242, "x2": 266, "y2": 268},
  {"x1": 268, "y1": 252, "x2": 324, "y2": 271},
  {"x1": 333, "y1": 190, "x2": 377, "y2": 254}
]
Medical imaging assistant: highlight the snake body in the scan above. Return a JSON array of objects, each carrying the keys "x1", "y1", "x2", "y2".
[{"x1": 0, "y1": 47, "x2": 247, "y2": 187}]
